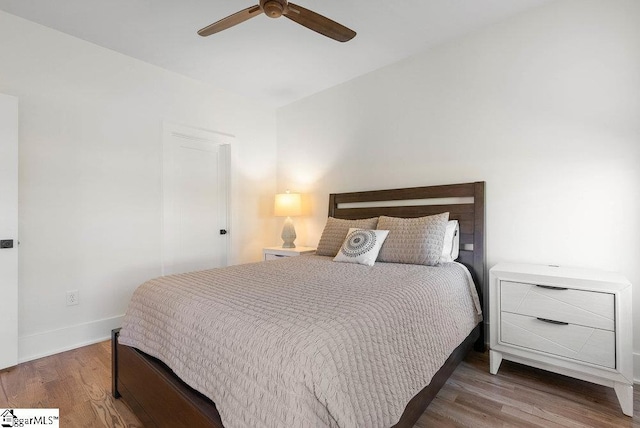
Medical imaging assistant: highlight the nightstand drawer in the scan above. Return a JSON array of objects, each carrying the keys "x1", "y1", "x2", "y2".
[
  {"x1": 500, "y1": 280, "x2": 614, "y2": 331},
  {"x1": 264, "y1": 253, "x2": 286, "y2": 261},
  {"x1": 501, "y1": 312, "x2": 615, "y2": 368}
]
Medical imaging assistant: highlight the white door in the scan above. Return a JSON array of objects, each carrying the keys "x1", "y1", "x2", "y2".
[
  {"x1": 162, "y1": 123, "x2": 231, "y2": 276},
  {"x1": 0, "y1": 94, "x2": 18, "y2": 370}
]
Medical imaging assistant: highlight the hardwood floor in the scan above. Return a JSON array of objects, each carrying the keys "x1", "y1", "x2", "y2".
[
  {"x1": 418, "y1": 352, "x2": 639, "y2": 428},
  {"x1": 0, "y1": 341, "x2": 142, "y2": 427},
  {"x1": 1, "y1": 341, "x2": 638, "y2": 427}
]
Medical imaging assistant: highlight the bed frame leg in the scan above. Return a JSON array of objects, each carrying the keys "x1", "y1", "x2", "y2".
[
  {"x1": 112, "y1": 328, "x2": 121, "y2": 398},
  {"x1": 473, "y1": 323, "x2": 486, "y2": 352}
]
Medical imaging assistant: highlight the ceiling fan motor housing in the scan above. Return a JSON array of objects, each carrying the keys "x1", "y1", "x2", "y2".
[{"x1": 260, "y1": 0, "x2": 287, "y2": 18}]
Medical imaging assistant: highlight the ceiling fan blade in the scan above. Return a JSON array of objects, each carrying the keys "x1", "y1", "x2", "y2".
[
  {"x1": 284, "y1": 3, "x2": 356, "y2": 42},
  {"x1": 198, "y1": 5, "x2": 263, "y2": 37}
]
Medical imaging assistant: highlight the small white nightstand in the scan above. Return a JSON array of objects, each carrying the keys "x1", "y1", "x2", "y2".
[
  {"x1": 263, "y1": 246, "x2": 316, "y2": 261},
  {"x1": 489, "y1": 262, "x2": 633, "y2": 416}
]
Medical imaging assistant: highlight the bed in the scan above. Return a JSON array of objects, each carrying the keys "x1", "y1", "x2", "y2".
[{"x1": 112, "y1": 181, "x2": 486, "y2": 427}]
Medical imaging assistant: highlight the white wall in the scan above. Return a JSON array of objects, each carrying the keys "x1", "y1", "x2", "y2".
[
  {"x1": 0, "y1": 11, "x2": 278, "y2": 362},
  {"x1": 277, "y1": 0, "x2": 640, "y2": 380}
]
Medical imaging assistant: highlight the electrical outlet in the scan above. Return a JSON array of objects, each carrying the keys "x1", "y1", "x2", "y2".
[{"x1": 66, "y1": 290, "x2": 79, "y2": 306}]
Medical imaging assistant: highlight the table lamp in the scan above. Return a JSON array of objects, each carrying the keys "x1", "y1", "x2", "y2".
[{"x1": 274, "y1": 191, "x2": 302, "y2": 248}]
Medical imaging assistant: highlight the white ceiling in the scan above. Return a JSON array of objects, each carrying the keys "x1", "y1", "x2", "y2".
[{"x1": 0, "y1": 0, "x2": 552, "y2": 107}]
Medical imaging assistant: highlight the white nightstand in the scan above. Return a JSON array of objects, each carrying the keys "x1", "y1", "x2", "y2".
[
  {"x1": 489, "y1": 262, "x2": 633, "y2": 416},
  {"x1": 263, "y1": 246, "x2": 316, "y2": 261}
]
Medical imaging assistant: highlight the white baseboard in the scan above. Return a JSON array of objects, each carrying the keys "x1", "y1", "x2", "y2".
[
  {"x1": 18, "y1": 315, "x2": 124, "y2": 364},
  {"x1": 634, "y1": 352, "x2": 640, "y2": 385}
]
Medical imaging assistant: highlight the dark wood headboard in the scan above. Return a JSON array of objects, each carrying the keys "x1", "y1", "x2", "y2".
[{"x1": 328, "y1": 181, "x2": 486, "y2": 314}]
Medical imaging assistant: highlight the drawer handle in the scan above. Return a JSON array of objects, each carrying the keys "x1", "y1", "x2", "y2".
[
  {"x1": 536, "y1": 317, "x2": 569, "y2": 325},
  {"x1": 536, "y1": 285, "x2": 568, "y2": 291}
]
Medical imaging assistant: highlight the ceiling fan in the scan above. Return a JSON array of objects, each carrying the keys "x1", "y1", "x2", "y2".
[{"x1": 198, "y1": 0, "x2": 356, "y2": 42}]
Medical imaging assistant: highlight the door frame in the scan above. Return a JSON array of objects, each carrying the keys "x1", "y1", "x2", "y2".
[
  {"x1": 0, "y1": 93, "x2": 19, "y2": 370},
  {"x1": 161, "y1": 122, "x2": 232, "y2": 276}
]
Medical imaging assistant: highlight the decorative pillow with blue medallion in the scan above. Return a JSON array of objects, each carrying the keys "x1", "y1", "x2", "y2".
[{"x1": 333, "y1": 228, "x2": 389, "y2": 266}]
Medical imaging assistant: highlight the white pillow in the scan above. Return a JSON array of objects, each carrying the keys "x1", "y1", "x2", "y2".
[
  {"x1": 333, "y1": 228, "x2": 389, "y2": 266},
  {"x1": 440, "y1": 220, "x2": 460, "y2": 263}
]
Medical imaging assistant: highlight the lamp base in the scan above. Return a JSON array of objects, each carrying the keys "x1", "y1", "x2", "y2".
[{"x1": 281, "y1": 216, "x2": 297, "y2": 248}]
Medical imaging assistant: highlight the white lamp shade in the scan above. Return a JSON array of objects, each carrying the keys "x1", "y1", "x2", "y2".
[{"x1": 274, "y1": 192, "x2": 302, "y2": 217}]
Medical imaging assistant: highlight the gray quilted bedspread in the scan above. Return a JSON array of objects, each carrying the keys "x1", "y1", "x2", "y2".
[{"x1": 119, "y1": 255, "x2": 482, "y2": 428}]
